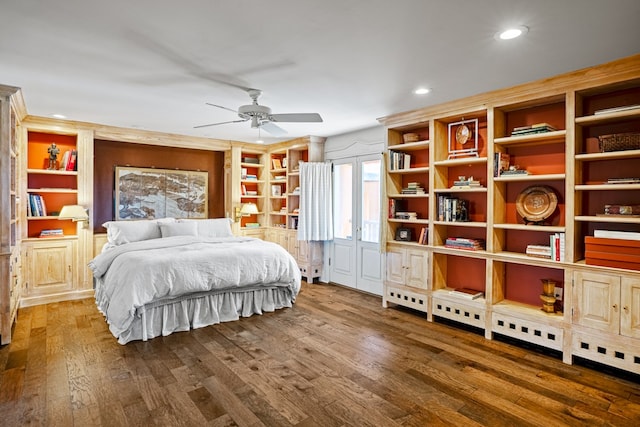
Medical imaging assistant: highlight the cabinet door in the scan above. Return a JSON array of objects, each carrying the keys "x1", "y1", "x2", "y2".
[
  {"x1": 620, "y1": 276, "x2": 640, "y2": 339},
  {"x1": 385, "y1": 246, "x2": 405, "y2": 286},
  {"x1": 287, "y1": 230, "x2": 298, "y2": 259},
  {"x1": 264, "y1": 228, "x2": 276, "y2": 243},
  {"x1": 573, "y1": 271, "x2": 620, "y2": 334},
  {"x1": 26, "y1": 241, "x2": 74, "y2": 296},
  {"x1": 276, "y1": 229, "x2": 288, "y2": 249},
  {"x1": 405, "y1": 249, "x2": 428, "y2": 289}
]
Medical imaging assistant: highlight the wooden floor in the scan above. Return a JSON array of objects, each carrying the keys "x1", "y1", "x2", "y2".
[{"x1": 1, "y1": 282, "x2": 640, "y2": 426}]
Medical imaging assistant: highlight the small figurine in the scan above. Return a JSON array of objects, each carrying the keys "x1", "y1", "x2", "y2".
[{"x1": 48, "y1": 143, "x2": 60, "y2": 170}]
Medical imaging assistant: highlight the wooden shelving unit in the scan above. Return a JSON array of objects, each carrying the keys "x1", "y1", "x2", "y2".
[{"x1": 379, "y1": 54, "x2": 640, "y2": 373}]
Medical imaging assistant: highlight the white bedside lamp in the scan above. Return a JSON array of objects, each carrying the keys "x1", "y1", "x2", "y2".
[{"x1": 58, "y1": 205, "x2": 89, "y2": 228}]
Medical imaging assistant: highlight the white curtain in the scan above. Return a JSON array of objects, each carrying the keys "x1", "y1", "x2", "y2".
[{"x1": 298, "y1": 162, "x2": 333, "y2": 241}]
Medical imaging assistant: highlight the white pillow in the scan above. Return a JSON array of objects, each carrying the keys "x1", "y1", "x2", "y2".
[
  {"x1": 102, "y1": 220, "x2": 162, "y2": 246},
  {"x1": 159, "y1": 221, "x2": 198, "y2": 238},
  {"x1": 179, "y1": 218, "x2": 233, "y2": 238}
]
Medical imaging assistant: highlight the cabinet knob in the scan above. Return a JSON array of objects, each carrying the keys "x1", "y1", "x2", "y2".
[
  {"x1": 624, "y1": 305, "x2": 629, "y2": 313},
  {"x1": 613, "y1": 303, "x2": 618, "y2": 312}
]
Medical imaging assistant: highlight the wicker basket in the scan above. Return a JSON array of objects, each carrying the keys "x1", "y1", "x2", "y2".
[
  {"x1": 598, "y1": 132, "x2": 640, "y2": 152},
  {"x1": 402, "y1": 133, "x2": 419, "y2": 143}
]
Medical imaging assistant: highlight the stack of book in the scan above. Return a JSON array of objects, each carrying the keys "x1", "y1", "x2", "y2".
[
  {"x1": 607, "y1": 177, "x2": 640, "y2": 184},
  {"x1": 594, "y1": 104, "x2": 640, "y2": 115},
  {"x1": 39, "y1": 228, "x2": 64, "y2": 238},
  {"x1": 401, "y1": 182, "x2": 426, "y2": 194},
  {"x1": 451, "y1": 177, "x2": 482, "y2": 189},
  {"x1": 511, "y1": 123, "x2": 557, "y2": 136},
  {"x1": 525, "y1": 244, "x2": 552, "y2": 259},
  {"x1": 444, "y1": 237, "x2": 485, "y2": 251},
  {"x1": 395, "y1": 212, "x2": 417, "y2": 220},
  {"x1": 245, "y1": 173, "x2": 257, "y2": 180}
]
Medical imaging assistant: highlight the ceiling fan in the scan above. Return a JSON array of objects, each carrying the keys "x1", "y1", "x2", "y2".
[{"x1": 194, "y1": 88, "x2": 323, "y2": 136}]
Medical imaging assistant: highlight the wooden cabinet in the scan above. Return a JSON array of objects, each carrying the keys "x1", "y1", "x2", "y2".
[
  {"x1": 572, "y1": 269, "x2": 640, "y2": 373},
  {"x1": 19, "y1": 122, "x2": 94, "y2": 307},
  {"x1": 573, "y1": 270, "x2": 640, "y2": 339},
  {"x1": 0, "y1": 84, "x2": 24, "y2": 344},
  {"x1": 378, "y1": 54, "x2": 640, "y2": 374},
  {"x1": 383, "y1": 244, "x2": 428, "y2": 312},
  {"x1": 22, "y1": 238, "x2": 75, "y2": 301}
]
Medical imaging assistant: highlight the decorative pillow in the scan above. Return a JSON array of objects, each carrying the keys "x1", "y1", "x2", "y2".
[
  {"x1": 179, "y1": 218, "x2": 233, "y2": 238},
  {"x1": 102, "y1": 220, "x2": 162, "y2": 246},
  {"x1": 159, "y1": 221, "x2": 198, "y2": 238}
]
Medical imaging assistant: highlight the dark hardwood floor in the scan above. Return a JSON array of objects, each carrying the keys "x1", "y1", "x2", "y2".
[{"x1": 1, "y1": 282, "x2": 640, "y2": 426}]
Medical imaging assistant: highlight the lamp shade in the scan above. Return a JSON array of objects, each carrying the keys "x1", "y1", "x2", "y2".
[
  {"x1": 58, "y1": 205, "x2": 88, "y2": 220},
  {"x1": 240, "y1": 203, "x2": 259, "y2": 215}
]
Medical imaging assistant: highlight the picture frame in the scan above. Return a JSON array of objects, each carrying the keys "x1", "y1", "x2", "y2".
[
  {"x1": 395, "y1": 227, "x2": 413, "y2": 242},
  {"x1": 271, "y1": 184, "x2": 282, "y2": 197},
  {"x1": 115, "y1": 166, "x2": 208, "y2": 220}
]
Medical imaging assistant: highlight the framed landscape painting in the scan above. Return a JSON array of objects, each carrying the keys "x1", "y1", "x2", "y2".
[{"x1": 115, "y1": 166, "x2": 208, "y2": 220}]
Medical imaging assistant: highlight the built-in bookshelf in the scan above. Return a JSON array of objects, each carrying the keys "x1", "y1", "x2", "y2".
[
  {"x1": 239, "y1": 150, "x2": 265, "y2": 230},
  {"x1": 26, "y1": 131, "x2": 79, "y2": 238},
  {"x1": 380, "y1": 54, "x2": 640, "y2": 373}
]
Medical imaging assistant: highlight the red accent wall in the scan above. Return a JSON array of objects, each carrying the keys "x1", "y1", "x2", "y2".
[{"x1": 93, "y1": 139, "x2": 225, "y2": 232}]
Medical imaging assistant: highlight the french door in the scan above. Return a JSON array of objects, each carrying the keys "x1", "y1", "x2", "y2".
[{"x1": 330, "y1": 154, "x2": 383, "y2": 295}]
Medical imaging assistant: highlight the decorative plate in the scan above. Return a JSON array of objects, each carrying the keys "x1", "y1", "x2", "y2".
[
  {"x1": 516, "y1": 185, "x2": 558, "y2": 222},
  {"x1": 455, "y1": 124, "x2": 471, "y2": 145}
]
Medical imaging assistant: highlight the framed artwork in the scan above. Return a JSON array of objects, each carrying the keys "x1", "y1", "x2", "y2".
[
  {"x1": 271, "y1": 184, "x2": 282, "y2": 197},
  {"x1": 395, "y1": 227, "x2": 413, "y2": 242},
  {"x1": 115, "y1": 166, "x2": 208, "y2": 220},
  {"x1": 448, "y1": 118, "x2": 479, "y2": 159}
]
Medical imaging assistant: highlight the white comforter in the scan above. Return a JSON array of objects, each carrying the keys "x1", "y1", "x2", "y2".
[{"x1": 89, "y1": 236, "x2": 301, "y2": 338}]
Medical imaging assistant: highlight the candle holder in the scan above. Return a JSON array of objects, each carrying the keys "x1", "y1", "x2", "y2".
[{"x1": 540, "y1": 279, "x2": 557, "y2": 313}]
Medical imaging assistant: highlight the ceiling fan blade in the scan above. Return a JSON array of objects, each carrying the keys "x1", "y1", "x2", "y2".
[
  {"x1": 269, "y1": 113, "x2": 323, "y2": 123},
  {"x1": 260, "y1": 121, "x2": 288, "y2": 137},
  {"x1": 194, "y1": 119, "x2": 248, "y2": 129},
  {"x1": 205, "y1": 102, "x2": 238, "y2": 114},
  {"x1": 127, "y1": 30, "x2": 258, "y2": 92}
]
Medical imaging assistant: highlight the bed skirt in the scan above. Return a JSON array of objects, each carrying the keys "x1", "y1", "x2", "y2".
[{"x1": 110, "y1": 285, "x2": 295, "y2": 344}]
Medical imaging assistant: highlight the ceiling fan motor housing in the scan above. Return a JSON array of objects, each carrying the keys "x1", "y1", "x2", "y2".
[{"x1": 238, "y1": 104, "x2": 272, "y2": 127}]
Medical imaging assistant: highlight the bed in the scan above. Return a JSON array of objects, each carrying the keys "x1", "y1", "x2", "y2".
[{"x1": 89, "y1": 218, "x2": 301, "y2": 344}]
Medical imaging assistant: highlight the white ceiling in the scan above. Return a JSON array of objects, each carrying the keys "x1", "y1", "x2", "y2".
[{"x1": 1, "y1": 0, "x2": 639, "y2": 145}]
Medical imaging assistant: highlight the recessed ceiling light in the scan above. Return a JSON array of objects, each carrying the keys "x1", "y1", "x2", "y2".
[
  {"x1": 496, "y1": 25, "x2": 529, "y2": 40},
  {"x1": 256, "y1": 139, "x2": 264, "y2": 144},
  {"x1": 52, "y1": 113, "x2": 66, "y2": 119},
  {"x1": 414, "y1": 87, "x2": 431, "y2": 95}
]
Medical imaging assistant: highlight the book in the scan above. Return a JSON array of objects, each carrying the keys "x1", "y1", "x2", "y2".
[
  {"x1": 494, "y1": 152, "x2": 510, "y2": 177},
  {"x1": 66, "y1": 149, "x2": 77, "y2": 171},
  {"x1": 39, "y1": 228, "x2": 64, "y2": 238},
  {"x1": 449, "y1": 287, "x2": 484, "y2": 300},
  {"x1": 594, "y1": 104, "x2": 640, "y2": 115},
  {"x1": 593, "y1": 230, "x2": 640, "y2": 241}
]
